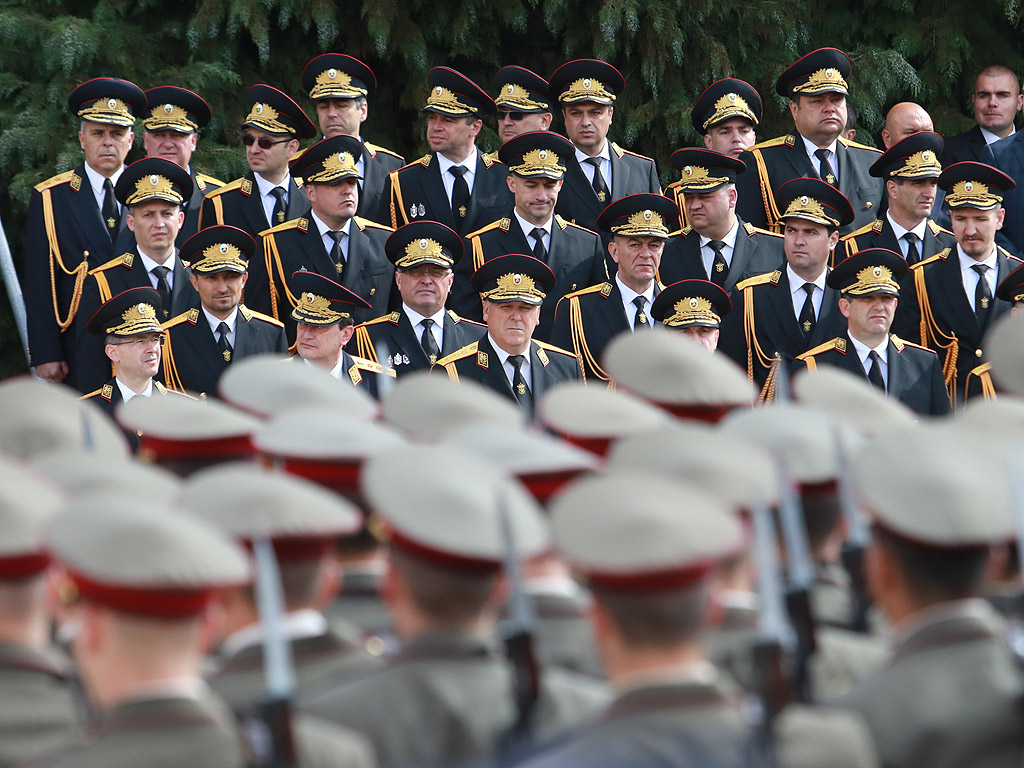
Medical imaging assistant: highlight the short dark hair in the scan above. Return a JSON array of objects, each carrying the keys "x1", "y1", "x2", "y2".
[
  {"x1": 592, "y1": 582, "x2": 709, "y2": 648},
  {"x1": 390, "y1": 548, "x2": 497, "y2": 627},
  {"x1": 874, "y1": 525, "x2": 989, "y2": 606}
]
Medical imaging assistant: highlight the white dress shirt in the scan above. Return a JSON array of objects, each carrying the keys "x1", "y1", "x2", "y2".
[
  {"x1": 254, "y1": 172, "x2": 293, "y2": 228},
  {"x1": 311, "y1": 211, "x2": 352, "y2": 262},
  {"x1": 514, "y1": 209, "x2": 552, "y2": 253},
  {"x1": 437, "y1": 149, "x2": 478, "y2": 204},
  {"x1": 800, "y1": 134, "x2": 840, "y2": 185},
  {"x1": 848, "y1": 332, "x2": 889, "y2": 387},
  {"x1": 886, "y1": 211, "x2": 928, "y2": 261},
  {"x1": 404, "y1": 305, "x2": 447, "y2": 352},
  {"x1": 615, "y1": 274, "x2": 656, "y2": 330},
  {"x1": 575, "y1": 144, "x2": 613, "y2": 193},
  {"x1": 698, "y1": 219, "x2": 740, "y2": 279},
  {"x1": 202, "y1": 306, "x2": 238, "y2": 349},
  {"x1": 489, "y1": 333, "x2": 532, "y2": 390},
  {"x1": 83, "y1": 162, "x2": 125, "y2": 217},
  {"x1": 115, "y1": 377, "x2": 153, "y2": 403},
  {"x1": 787, "y1": 264, "x2": 827, "y2": 321},
  {"x1": 958, "y1": 245, "x2": 998, "y2": 311},
  {"x1": 138, "y1": 248, "x2": 177, "y2": 292}
]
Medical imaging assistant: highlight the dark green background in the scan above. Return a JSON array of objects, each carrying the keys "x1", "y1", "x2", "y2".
[{"x1": 3, "y1": 0, "x2": 1023, "y2": 378}]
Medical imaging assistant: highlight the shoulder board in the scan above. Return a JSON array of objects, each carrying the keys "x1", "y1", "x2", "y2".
[
  {"x1": 610, "y1": 142, "x2": 626, "y2": 158},
  {"x1": 436, "y1": 342, "x2": 480, "y2": 367},
  {"x1": 34, "y1": 169, "x2": 79, "y2": 193},
  {"x1": 481, "y1": 150, "x2": 499, "y2": 165},
  {"x1": 353, "y1": 216, "x2": 394, "y2": 233},
  {"x1": 263, "y1": 217, "x2": 309, "y2": 236},
  {"x1": 534, "y1": 340, "x2": 576, "y2": 357},
  {"x1": 555, "y1": 215, "x2": 598, "y2": 235},
  {"x1": 446, "y1": 309, "x2": 485, "y2": 327},
  {"x1": 749, "y1": 134, "x2": 793, "y2": 150},
  {"x1": 889, "y1": 334, "x2": 935, "y2": 354},
  {"x1": 418, "y1": 154, "x2": 432, "y2": 168},
  {"x1": 566, "y1": 282, "x2": 613, "y2": 301},
  {"x1": 743, "y1": 222, "x2": 756, "y2": 236},
  {"x1": 926, "y1": 219, "x2": 951, "y2": 236},
  {"x1": 351, "y1": 356, "x2": 397, "y2": 376},
  {"x1": 90, "y1": 253, "x2": 133, "y2": 275},
  {"x1": 838, "y1": 136, "x2": 883, "y2": 154},
  {"x1": 194, "y1": 172, "x2": 225, "y2": 189},
  {"x1": 359, "y1": 312, "x2": 402, "y2": 328},
  {"x1": 913, "y1": 248, "x2": 950, "y2": 269},
  {"x1": 797, "y1": 337, "x2": 847, "y2": 360},
  {"x1": 364, "y1": 142, "x2": 403, "y2": 160},
  {"x1": 467, "y1": 218, "x2": 509, "y2": 239},
  {"x1": 613, "y1": 143, "x2": 655, "y2": 162},
  {"x1": 673, "y1": 225, "x2": 694, "y2": 237},
  {"x1": 747, "y1": 225, "x2": 784, "y2": 239},
  {"x1": 969, "y1": 361, "x2": 993, "y2": 376},
  {"x1": 163, "y1": 309, "x2": 200, "y2": 329},
  {"x1": 735, "y1": 270, "x2": 782, "y2": 291},
  {"x1": 998, "y1": 246, "x2": 1023, "y2": 263},
  {"x1": 204, "y1": 177, "x2": 248, "y2": 198},
  {"x1": 154, "y1": 381, "x2": 167, "y2": 394},
  {"x1": 841, "y1": 220, "x2": 881, "y2": 240},
  {"x1": 240, "y1": 306, "x2": 285, "y2": 327},
  {"x1": 79, "y1": 388, "x2": 102, "y2": 401}
]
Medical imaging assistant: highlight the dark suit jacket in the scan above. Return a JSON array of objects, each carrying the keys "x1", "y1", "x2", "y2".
[
  {"x1": 75, "y1": 248, "x2": 199, "y2": 394},
  {"x1": 793, "y1": 333, "x2": 951, "y2": 415},
  {"x1": 350, "y1": 307, "x2": 486, "y2": 376},
  {"x1": 940, "y1": 125, "x2": 995, "y2": 167},
  {"x1": 288, "y1": 349, "x2": 393, "y2": 400},
  {"x1": 735, "y1": 266, "x2": 847, "y2": 387},
  {"x1": 177, "y1": 169, "x2": 224, "y2": 246},
  {"x1": 892, "y1": 245, "x2": 1021, "y2": 405},
  {"x1": 80, "y1": 377, "x2": 184, "y2": 451},
  {"x1": 554, "y1": 143, "x2": 661, "y2": 233},
  {"x1": 358, "y1": 141, "x2": 405, "y2": 225},
  {"x1": 378, "y1": 151, "x2": 513, "y2": 235},
  {"x1": 838, "y1": 217, "x2": 956, "y2": 267},
  {"x1": 248, "y1": 215, "x2": 396, "y2": 344},
  {"x1": 986, "y1": 130, "x2": 1024, "y2": 258},
  {"x1": 735, "y1": 134, "x2": 883, "y2": 235},
  {"x1": 436, "y1": 334, "x2": 582, "y2": 416},
  {"x1": 24, "y1": 163, "x2": 135, "y2": 380},
  {"x1": 549, "y1": 279, "x2": 650, "y2": 383},
  {"x1": 197, "y1": 171, "x2": 311, "y2": 239},
  {"x1": 457, "y1": 212, "x2": 604, "y2": 339},
  {"x1": 160, "y1": 304, "x2": 288, "y2": 396}
]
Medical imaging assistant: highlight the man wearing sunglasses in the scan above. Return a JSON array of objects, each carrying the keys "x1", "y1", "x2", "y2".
[
  {"x1": 492, "y1": 66, "x2": 553, "y2": 145},
  {"x1": 302, "y1": 53, "x2": 405, "y2": 226},
  {"x1": 351, "y1": 220, "x2": 485, "y2": 376},
  {"x1": 199, "y1": 84, "x2": 317, "y2": 238}
]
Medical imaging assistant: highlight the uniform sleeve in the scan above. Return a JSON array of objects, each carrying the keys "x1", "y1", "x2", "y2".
[
  {"x1": 72, "y1": 275, "x2": 112, "y2": 394},
  {"x1": 891, "y1": 271, "x2": 922, "y2": 343},
  {"x1": 734, "y1": 150, "x2": 769, "y2": 230},
  {"x1": 24, "y1": 189, "x2": 63, "y2": 367},
  {"x1": 243, "y1": 237, "x2": 274, "y2": 318}
]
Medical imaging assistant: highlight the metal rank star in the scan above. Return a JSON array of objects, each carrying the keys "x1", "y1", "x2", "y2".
[{"x1": 516, "y1": 382, "x2": 527, "y2": 395}]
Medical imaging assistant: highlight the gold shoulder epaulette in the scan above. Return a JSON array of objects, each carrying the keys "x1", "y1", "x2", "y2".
[
  {"x1": 927, "y1": 220, "x2": 950, "y2": 236},
  {"x1": 365, "y1": 142, "x2": 404, "y2": 160},
  {"x1": 351, "y1": 355, "x2": 397, "y2": 377},
  {"x1": 890, "y1": 334, "x2": 935, "y2": 354},
  {"x1": 467, "y1": 218, "x2": 508, "y2": 239},
  {"x1": 534, "y1": 339, "x2": 576, "y2": 357},
  {"x1": 612, "y1": 142, "x2": 654, "y2": 162},
  {"x1": 610, "y1": 142, "x2": 626, "y2": 158},
  {"x1": 797, "y1": 337, "x2": 847, "y2": 360},
  {"x1": 262, "y1": 217, "x2": 309, "y2": 236},
  {"x1": 90, "y1": 254, "x2": 132, "y2": 275},
  {"x1": 417, "y1": 154, "x2": 432, "y2": 168},
  {"x1": 838, "y1": 137, "x2": 883, "y2": 154},
  {"x1": 743, "y1": 222, "x2": 756, "y2": 236},
  {"x1": 735, "y1": 270, "x2": 782, "y2": 291},
  {"x1": 556, "y1": 215, "x2": 597, "y2": 234},
  {"x1": 162, "y1": 309, "x2": 197, "y2": 329},
  {"x1": 359, "y1": 312, "x2": 400, "y2": 328},
  {"x1": 747, "y1": 224, "x2": 784, "y2": 239},
  {"x1": 353, "y1": 216, "x2": 394, "y2": 233},
  {"x1": 481, "y1": 150, "x2": 499, "y2": 165},
  {"x1": 749, "y1": 134, "x2": 791, "y2": 150},
  {"x1": 998, "y1": 246, "x2": 1023, "y2": 263},
  {"x1": 436, "y1": 342, "x2": 479, "y2": 367},
  {"x1": 34, "y1": 169, "x2": 79, "y2": 193},
  {"x1": 79, "y1": 387, "x2": 104, "y2": 401},
  {"x1": 240, "y1": 305, "x2": 284, "y2": 327},
  {"x1": 204, "y1": 177, "x2": 247, "y2": 198},
  {"x1": 913, "y1": 248, "x2": 950, "y2": 269},
  {"x1": 565, "y1": 282, "x2": 612, "y2": 301},
  {"x1": 841, "y1": 220, "x2": 880, "y2": 241},
  {"x1": 195, "y1": 172, "x2": 225, "y2": 189}
]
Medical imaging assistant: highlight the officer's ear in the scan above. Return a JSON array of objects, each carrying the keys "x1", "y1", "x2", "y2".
[
  {"x1": 540, "y1": 112, "x2": 553, "y2": 130},
  {"x1": 838, "y1": 296, "x2": 852, "y2": 319}
]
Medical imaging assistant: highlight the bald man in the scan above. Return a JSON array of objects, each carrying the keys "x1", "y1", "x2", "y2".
[{"x1": 881, "y1": 103, "x2": 933, "y2": 150}]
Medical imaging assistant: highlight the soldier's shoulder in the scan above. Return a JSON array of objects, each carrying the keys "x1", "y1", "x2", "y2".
[
  {"x1": 838, "y1": 136, "x2": 884, "y2": 155},
  {"x1": 555, "y1": 215, "x2": 599, "y2": 236},
  {"x1": 262, "y1": 217, "x2": 311, "y2": 236},
  {"x1": 163, "y1": 308, "x2": 201, "y2": 329},
  {"x1": 90, "y1": 252, "x2": 136, "y2": 274},
  {"x1": 912, "y1": 248, "x2": 951, "y2": 270},
  {"x1": 563, "y1": 282, "x2": 614, "y2": 301},
  {"x1": 364, "y1": 142, "x2": 404, "y2": 161},
  {"x1": 467, "y1": 218, "x2": 512, "y2": 239},
  {"x1": 748, "y1": 134, "x2": 795, "y2": 151},
  {"x1": 239, "y1": 305, "x2": 285, "y2": 327},
  {"x1": 204, "y1": 177, "x2": 249, "y2": 198},
  {"x1": 358, "y1": 311, "x2": 402, "y2": 329},
  {"x1": 534, "y1": 340, "x2": 578, "y2": 358},
  {"x1": 436, "y1": 342, "x2": 480, "y2": 367},
  {"x1": 611, "y1": 142, "x2": 655, "y2": 163},
  {"x1": 926, "y1": 219, "x2": 952, "y2": 237},
  {"x1": 34, "y1": 168, "x2": 80, "y2": 193},
  {"x1": 840, "y1": 219, "x2": 884, "y2": 240},
  {"x1": 194, "y1": 172, "x2": 225, "y2": 189},
  {"x1": 743, "y1": 221, "x2": 784, "y2": 239},
  {"x1": 735, "y1": 270, "x2": 783, "y2": 291},
  {"x1": 354, "y1": 216, "x2": 395, "y2": 234},
  {"x1": 890, "y1": 335, "x2": 937, "y2": 355},
  {"x1": 447, "y1": 309, "x2": 485, "y2": 327},
  {"x1": 796, "y1": 337, "x2": 847, "y2": 360}
]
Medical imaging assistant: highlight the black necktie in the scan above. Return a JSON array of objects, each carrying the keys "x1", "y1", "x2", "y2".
[
  {"x1": 102, "y1": 178, "x2": 118, "y2": 239},
  {"x1": 973, "y1": 263, "x2": 993, "y2": 326},
  {"x1": 328, "y1": 230, "x2": 346, "y2": 277},
  {"x1": 151, "y1": 266, "x2": 171, "y2": 318},
  {"x1": 708, "y1": 240, "x2": 729, "y2": 286},
  {"x1": 799, "y1": 282, "x2": 817, "y2": 339},
  {"x1": 632, "y1": 296, "x2": 649, "y2": 331},
  {"x1": 585, "y1": 157, "x2": 610, "y2": 204},
  {"x1": 270, "y1": 186, "x2": 288, "y2": 225},
  {"x1": 217, "y1": 321, "x2": 233, "y2": 363},
  {"x1": 867, "y1": 350, "x2": 886, "y2": 391},
  {"x1": 531, "y1": 227, "x2": 548, "y2": 262},
  {"x1": 903, "y1": 233, "x2": 921, "y2": 265},
  {"x1": 814, "y1": 148, "x2": 837, "y2": 187},
  {"x1": 449, "y1": 166, "x2": 470, "y2": 232},
  {"x1": 508, "y1": 354, "x2": 532, "y2": 413},
  {"x1": 420, "y1": 318, "x2": 440, "y2": 364}
]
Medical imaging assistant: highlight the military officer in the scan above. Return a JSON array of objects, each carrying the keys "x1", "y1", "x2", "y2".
[
  {"x1": 650, "y1": 279, "x2": 732, "y2": 352},
  {"x1": 436, "y1": 253, "x2": 582, "y2": 415},
  {"x1": 198, "y1": 84, "x2": 317, "y2": 237},
  {"x1": 180, "y1": 465, "x2": 382, "y2": 713},
  {"x1": 892, "y1": 161, "x2": 1023, "y2": 407},
  {"x1": 664, "y1": 78, "x2": 762, "y2": 224},
  {"x1": 300, "y1": 445, "x2": 608, "y2": 768},
  {"x1": 248, "y1": 133, "x2": 395, "y2": 343},
  {"x1": 550, "y1": 193, "x2": 676, "y2": 382},
  {"x1": 795, "y1": 248, "x2": 950, "y2": 415},
  {"x1": 351, "y1": 221, "x2": 485, "y2": 376},
  {"x1": 493, "y1": 65, "x2": 554, "y2": 144},
  {"x1": 458, "y1": 131, "x2": 604, "y2": 334},
  {"x1": 839, "y1": 132, "x2": 955, "y2": 266},
  {"x1": 735, "y1": 178, "x2": 853, "y2": 391},
  {"x1": 0, "y1": 462, "x2": 79, "y2": 767},
  {"x1": 881, "y1": 103, "x2": 934, "y2": 150},
  {"x1": 161, "y1": 225, "x2": 288, "y2": 396},
  {"x1": 24, "y1": 77, "x2": 145, "y2": 386},
  {"x1": 965, "y1": 263, "x2": 1024, "y2": 398},
  {"x1": 75, "y1": 157, "x2": 197, "y2": 394},
  {"x1": 380, "y1": 67, "x2": 512, "y2": 234},
  {"x1": 290, "y1": 270, "x2": 394, "y2": 398},
  {"x1": 735, "y1": 48, "x2": 883, "y2": 235},
  {"x1": 142, "y1": 85, "x2": 224, "y2": 245},
  {"x1": 548, "y1": 59, "x2": 661, "y2": 233},
  {"x1": 301, "y1": 53, "x2": 405, "y2": 224},
  {"x1": 839, "y1": 425, "x2": 1024, "y2": 768}
]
